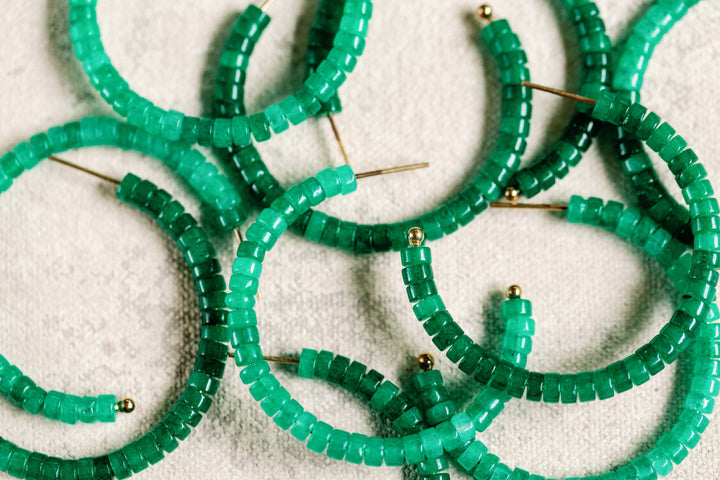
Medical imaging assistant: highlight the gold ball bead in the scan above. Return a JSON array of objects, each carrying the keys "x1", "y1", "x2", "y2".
[
  {"x1": 477, "y1": 4, "x2": 493, "y2": 20},
  {"x1": 506, "y1": 284, "x2": 522, "y2": 299},
  {"x1": 117, "y1": 398, "x2": 136, "y2": 414},
  {"x1": 417, "y1": 353, "x2": 435, "y2": 371},
  {"x1": 504, "y1": 186, "x2": 520, "y2": 202},
  {"x1": 407, "y1": 227, "x2": 425, "y2": 247}
]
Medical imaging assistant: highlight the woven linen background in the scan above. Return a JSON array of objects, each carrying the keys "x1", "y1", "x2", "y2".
[{"x1": 0, "y1": 1, "x2": 719, "y2": 479}]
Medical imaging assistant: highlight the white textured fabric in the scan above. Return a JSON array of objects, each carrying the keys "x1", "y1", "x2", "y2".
[{"x1": 0, "y1": 1, "x2": 719, "y2": 479}]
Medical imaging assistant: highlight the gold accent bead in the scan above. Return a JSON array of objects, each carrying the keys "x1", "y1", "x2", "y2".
[
  {"x1": 506, "y1": 285, "x2": 522, "y2": 299},
  {"x1": 407, "y1": 227, "x2": 425, "y2": 247},
  {"x1": 504, "y1": 186, "x2": 520, "y2": 202},
  {"x1": 116, "y1": 398, "x2": 136, "y2": 414},
  {"x1": 418, "y1": 353, "x2": 435, "y2": 371},
  {"x1": 477, "y1": 4, "x2": 493, "y2": 20}
]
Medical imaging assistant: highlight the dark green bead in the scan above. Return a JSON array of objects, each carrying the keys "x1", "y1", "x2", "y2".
[
  {"x1": 607, "y1": 360, "x2": 633, "y2": 393},
  {"x1": 526, "y1": 372, "x2": 544, "y2": 401},
  {"x1": 341, "y1": 361, "x2": 367, "y2": 393},
  {"x1": 327, "y1": 355, "x2": 350, "y2": 385},
  {"x1": 542, "y1": 373, "x2": 561, "y2": 403},
  {"x1": 357, "y1": 369, "x2": 383, "y2": 401}
]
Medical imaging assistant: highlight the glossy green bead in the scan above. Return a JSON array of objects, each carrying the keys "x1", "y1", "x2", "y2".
[
  {"x1": 345, "y1": 433, "x2": 367, "y2": 464},
  {"x1": 356, "y1": 436, "x2": 381, "y2": 467}
]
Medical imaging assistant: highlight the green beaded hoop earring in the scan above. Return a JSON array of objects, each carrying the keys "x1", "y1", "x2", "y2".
[
  {"x1": 507, "y1": 0, "x2": 612, "y2": 200},
  {"x1": 215, "y1": 6, "x2": 533, "y2": 253},
  {"x1": 67, "y1": 0, "x2": 372, "y2": 148},
  {"x1": 0, "y1": 170, "x2": 229, "y2": 479},
  {"x1": 613, "y1": 0, "x2": 703, "y2": 245}
]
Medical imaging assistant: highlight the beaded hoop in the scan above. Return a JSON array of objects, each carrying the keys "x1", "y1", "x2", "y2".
[
  {"x1": 225, "y1": 161, "x2": 718, "y2": 477},
  {"x1": 68, "y1": 0, "x2": 372, "y2": 148},
  {"x1": 508, "y1": 0, "x2": 612, "y2": 199},
  {"x1": 0, "y1": 117, "x2": 246, "y2": 231},
  {"x1": 613, "y1": 0, "x2": 702, "y2": 245},
  {"x1": 216, "y1": 7, "x2": 533, "y2": 253},
  {"x1": 0, "y1": 172, "x2": 229, "y2": 479},
  {"x1": 395, "y1": 90, "x2": 720, "y2": 404}
]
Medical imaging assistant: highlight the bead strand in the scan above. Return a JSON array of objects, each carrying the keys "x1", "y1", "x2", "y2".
[
  {"x1": 613, "y1": 0, "x2": 702, "y2": 245},
  {"x1": 0, "y1": 117, "x2": 245, "y2": 231},
  {"x1": 215, "y1": 10, "x2": 533, "y2": 252},
  {"x1": 0, "y1": 176, "x2": 228, "y2": 479},
  {"x1": 511, "y1": 0, "x2": 610, "y2": 198},
  {"x1": 67, "y1": 0, "x2": 372, "y2": 148},
  {"x1": 304, "y1": 0, "x2": 347, "y2": 116},
  {"x1": 0, "y1": 356, "x2": 117, "y2": 424}
]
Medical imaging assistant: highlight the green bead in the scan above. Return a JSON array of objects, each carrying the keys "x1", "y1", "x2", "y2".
[
  {"x1": 290, "y1": 411, "x2": 317, "y2": 441},
  {"x1": 542, "y1": 373, "x2": 560, "y2": 403}
]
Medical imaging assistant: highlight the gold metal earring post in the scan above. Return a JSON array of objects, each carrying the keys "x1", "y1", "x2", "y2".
[
  {"x1": 326, "y1": 114, "x2": 430, "y2": 177},
  {"x1": 520, "y1": 81, "x2": 597, "y2": 106},
  {"x1": 228, "y1": 352, "x2": 299, "y2": 365},
  {"x1": 49, "y1": 156, "x2": 121, "y2": 186},
  {"x1": 490, "y1": 201, "x2": 568, "y2": 212},
  {"x1": 260, "y1": 0, "x2": 276, "y2": 12},
  {"x1": 356, "y1": 162, "x2": 431, "y2": 179},
  {"x1": 327, "y1": 114, "x2": 350, "y2": 165}
]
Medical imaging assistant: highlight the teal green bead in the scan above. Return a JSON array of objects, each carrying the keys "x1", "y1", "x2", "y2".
[
  {"x1": 136, "y1": 434, "x2": 164, "y2": 466},
  {"x1": 567, "y1": 195, "x2": 585, "y2": 223},
  {"x1": 317, "y1": 168, "x2": 343, "y2": 197},
  {"x1": 402, "y1": 433, "x2": 424, "y2": 465},
  {"x1": 472, "y1": 453, "x2": 500, "y2": 479},
  {"x1": 261, "y1": 387, "x2": 290, "y2": 417},
  {"x1": 152, "y1": 424, "x2": 179, "y2": 453},
  {"x1": 383, "y1": 437, "x2": 404, "y2": 467},
  {"x1": 290, "y1": 411, "x2": 317, "y2": 441},
  {"x1": 59, "y1": 395, "x2": 81, "y2": 424},
  {"x1": 657, "y1": 432, "x2": 689, "y2": 464},
  {"x1": 646, "y1": 122, "x2": 676, "y2": 152},
  {"x1": 392, "y1": 407, "x2": 423, "y2": 434},
  {"x1": 342, "y1": 361, "x2": 367, "y2": 393},
  {"x1": 230, "y1": 116, "x2": 251, "y2": 147},
  {"x1": 401, "y1": 247, "x2": 432, "y2": 266},
  {"x1": 212, "y1": 118, "x2": 232, "y2": 148},
  {"x1": 248, "y1": 113, "x2": 271, "y2": 142},
  {"x1": 413, "y1": 295, "x2": 445, "y2": 321},
  {"x1": 304, "y1": 212, "x2": 328, "y2": 242},
  {"x1": 279, "y1": 96, "x2": 308, "y2": 125},
  {"x1": 690, "y1": 198, "x2": 720, "y2": 219},
  {"x1": 418, "y1": 456, "x2": 449, "y2": 475},
  {"x1": 299, "y1": 177, "x2": 327, "y2": 206},
  {"x1": 635, "y1": 111, "x2": 662, "y2": 140},
  {"x1": 542, "y1": 373, "x2": 560, "y2": 403},
  {"x1": 7, "y1": 447, "x2": 30, "y2": 478},
  {"x1": 239, "y1": 360, "x2": 269, "y2": 386},
  {"x1": 364, "y1": 436, "x2": 384, "y2": 467},
  {"x1": 447, "y1": 335, "x2": 473, "y2": 363},
  {"x1": 616, "y1": 208, "x2": 642, "y2": 238},
  {"x1": 121, "y1": 442, "x2": 149, "y2": 474},
  {"x1": 264, "y1": 104, "x2": 289, "y2": 134},
  {"x1": 231, "y1": 257, "x2": 262, "y2": 279},
  {"x1": 314, "y1": 350, "x2": 334, "y2": 380},
  {"x1": 623, "y1": 355, "x2": 650, "y2": 386},
  {"x1": 298, "y1": 348, "x2": 317, "y2": 379},
  {"x1": 456, "y1": 441, "x2": 488, "y2": 472},
  {"x1": 426, "y1": 400, "x2": 455, "y2": 426},
  {"x1": 560, "y1": 375, "x2": 577, "y2": 403},
  {"x1": 575, "y1": 372, "x2": 596, "y2": 402},
  {"x1": 369, "y1": 381, "x2": 399, "y2": 411},
  {"x1": 345, "y1": 433, "x2": 367, "y2": 464},
  {"x1": 108, "y1": 450, "x2": 132, "y2": 479},
  {"x1": 419, "y1": 428, "x2": 444, "y2": 459}
]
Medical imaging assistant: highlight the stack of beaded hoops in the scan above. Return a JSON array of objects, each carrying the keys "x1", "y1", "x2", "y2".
[{"x1": 0, "y1": 0, "x2": 719, "y2": 479}]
